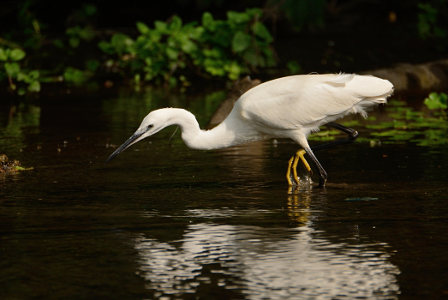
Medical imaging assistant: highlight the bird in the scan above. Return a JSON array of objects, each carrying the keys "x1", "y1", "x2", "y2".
[{"x1": 107, "y1": 73, "x2": 394, "y2": 186}]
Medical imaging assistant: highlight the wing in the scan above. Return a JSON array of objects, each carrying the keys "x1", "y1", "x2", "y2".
[{"x1": 237, "y1": 74, "x2": 392, "y2": 131}]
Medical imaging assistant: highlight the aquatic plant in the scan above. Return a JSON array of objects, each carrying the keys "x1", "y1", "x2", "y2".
[
  {"x1": 424, "y1": 92, "x2": 447, "y2": 110},
  {"x1": 0, "y1": 154, "x2": 33, "y2": 175},
  {"x1": 310, "y1": 97, "x2": 448, "y2": 147}
]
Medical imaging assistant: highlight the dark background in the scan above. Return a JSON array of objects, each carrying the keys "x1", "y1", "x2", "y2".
[{"x1": 1, "y1": 0, "x2": 446, "y2": 73}]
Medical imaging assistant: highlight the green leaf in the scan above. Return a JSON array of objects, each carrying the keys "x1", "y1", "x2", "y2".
[
  {"x1": 166, "y1": 47, "x2": 178, "y2": 60},
  {"x1": 169, "y1": 16, "x2": 182, "y2": 31},
  {"x1": 424, "y1": 92, "x2": 448, "y2": 110},
  {"x1": 227, "y1": 11, "x2": 250, "y2": 24},
  {"x1": 202, "y1": 12, "x2": 215, "y2": 30},
  {"x1": 110, "y1": 33, "x2": 134, "y2": 54},
  {"x1": 154, "y1": 21, "x2": 167, "y2": 32},
  {"x1": 136, "y1": 22, "x2": 150, "y2": 34},
  {"x1": 78, "y1": 26, "x2": 95, "y2": 41},
  {"x1": 180, "y1": 39, "x2": 197, "y2": 53},
  {"x1": 287, "y1": 61, "x2": 302, "y2": 74},
  {"x1": 10, "y1": 49, "x2": 26, "y2": 61},
  {"x1": 0, "y1": 48, "x2": 8, "y2": 61},
  {"x1": 17, "y1": 72, "x2": 29, "y2": 82},
  {"x1": 252, "y1": 22, "x2": 273, "y2": 42},
  {"x1": 83, "y1": 4, "x2": 97, "y2": 16},
  {"x1": 64, "y1": 67, "x2": 89, "y2": 85},
  {"x1": 4, "y1": 62, "x2": 20, "y2": 77},
  {"x1": 232, "y1": 31, "x2": 251, "y2": 52},
  {"x1": 28, "y1": 70, "x2": 40, "y2": 80},
  {"x1": 28, "y1": 80, "x2": 41, "y2": 92},
  {"x1": 98, "y1": 41, "x2": 113, "y2": 54},
  {"x1": 225, "y1": 61, "x2": 242, "y2": 80},
  {"x1": 69, "y1": 37, "x2": 80, "y2": 48},
  {"x1": 18, "y1": 87, "x2": 26, "y2": 95},
  {"x1": 86, "y1": 59, "x2": 100, "y2": 72}
]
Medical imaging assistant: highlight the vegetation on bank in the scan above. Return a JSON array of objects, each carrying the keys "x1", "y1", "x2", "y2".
[
  {"x1": 1, "y1": 1, "x2": 448, "y2": 95},
  {"x1": 1, "y1": 5, "x2": 278, "y2": 94}
]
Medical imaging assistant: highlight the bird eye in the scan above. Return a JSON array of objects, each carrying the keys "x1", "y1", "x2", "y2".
[{"x1": 147, "y1": 124, "x2": 153, "y2": 130}]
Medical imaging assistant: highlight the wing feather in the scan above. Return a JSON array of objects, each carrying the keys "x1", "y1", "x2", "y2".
[{"x1": 237, "y1": 74, "x2": 392, "y2": 131}]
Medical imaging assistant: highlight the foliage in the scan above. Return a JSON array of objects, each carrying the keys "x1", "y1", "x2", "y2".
[
  {"x1": 417, "y1": 2, "x2": 448, "y2": 40},
  {"x1": 424, "y1": 92, "x2": 447, "y2": 110},
  {"x1": 63, "y1": 67, "x2": 92, "y2": 85},
  {"x1": 286, "y1": 61, "x2": 302, "y2": 74},
  {"x1": 98, "y1": 9, "x2": 275, "y2": 86},
  {"x1": 66, "y1": 25, "x2": 96, "y2": 48},
  {"x1": 64, "y1": 4, "x2": 98, "y2": 49},
  {"x1": 269, "y1": 0, "x2": 326, "y2": 31},
  {"x1": 15, "y1": 0, "x2": 44, "y2": 49},
  {"x1": 0, "y1": 47, "x2": 40, "y2": 95}
]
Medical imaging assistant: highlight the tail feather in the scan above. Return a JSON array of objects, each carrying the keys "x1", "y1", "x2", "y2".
[{"x1": 347, "y1": 75, "x2": 394, "y2": 99}]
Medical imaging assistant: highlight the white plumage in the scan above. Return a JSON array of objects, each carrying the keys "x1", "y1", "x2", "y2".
[
  {"x1": 108, "y1": 73, "x2": 394, "y2": 186},
  {"x1": 239, "y1": 74, "x2": 391, "y2": 132}
]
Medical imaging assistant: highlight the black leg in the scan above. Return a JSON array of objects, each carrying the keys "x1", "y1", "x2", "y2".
[
  {"x1": 311, "y1": 122, "x2": 359, "y2": 152},
  {"x1": 304, "y1": 146, "x2": 327, "y2": 187}
]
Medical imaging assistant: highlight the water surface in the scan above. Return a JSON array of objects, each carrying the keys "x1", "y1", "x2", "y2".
[{"x1": 1, "y1": 90, "x2": 447, "y2": 299}]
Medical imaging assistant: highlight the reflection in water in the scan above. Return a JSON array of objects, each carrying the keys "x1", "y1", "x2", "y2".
[
  {"x1": 135, "y1": 220, "x2": 400, "y2": 299},
  {"x1": 0, "y1": 104, "x2": 40, "y2": 152}
]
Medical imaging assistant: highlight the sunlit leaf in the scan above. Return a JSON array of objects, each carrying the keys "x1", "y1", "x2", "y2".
[
  {"x1": 4, "y1": 62, "x2": 20, "y2": 77},
  {"x1": 0, "y1": 48, "x2": 8, "y2": 61},
  {"x1": 424, "y1": 92, "x2": 448, "y2": 110},
  {"x1": 10, "y1": 49, "x2": 26, "y2": 61},
  {"x1": 136, "y1": 22, "x2": 150, "y2": 34},
  {"x1": 27, "y1": 80, "x2": 41, "y2": 92},
  {"x1": 202, "y1": 12, "x2": 215, "y2": 30},
  {"x1": 227, "y1": 11, "x2": 250, "y2": 24}
]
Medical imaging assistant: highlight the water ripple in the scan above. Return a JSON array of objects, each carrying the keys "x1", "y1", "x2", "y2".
[{"x1": 134, "y1": 223, "x2": 400, "y2": 299}]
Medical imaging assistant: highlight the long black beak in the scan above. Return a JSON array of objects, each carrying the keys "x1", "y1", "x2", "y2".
[{"x1": 106, "y1": 132, "x2": 144, "y2": 162}]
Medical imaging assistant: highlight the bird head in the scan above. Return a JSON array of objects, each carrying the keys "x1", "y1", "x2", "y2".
[{"x1": 106, "y1": 109, "x2": 170, "y2": 162}]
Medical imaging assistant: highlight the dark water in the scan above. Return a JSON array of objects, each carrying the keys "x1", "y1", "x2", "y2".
[{"x1": 1, "y1": 90, "x2": 447, "y2": 299}]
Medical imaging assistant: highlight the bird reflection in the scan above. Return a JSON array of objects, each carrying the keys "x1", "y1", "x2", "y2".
[
  {"x1": 286, "y1": 179, "x2": 315, "y2": 224},
  {"x1": 134, "y1": 217, "x2": 400, "y2": 298}
]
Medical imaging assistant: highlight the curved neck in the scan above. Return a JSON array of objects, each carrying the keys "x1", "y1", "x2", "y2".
[{"x1": 166, "y1": 108, "x2": 254, "y2": 150}]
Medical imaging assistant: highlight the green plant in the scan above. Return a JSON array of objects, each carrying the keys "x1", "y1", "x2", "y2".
[
  {"x1": 286, "y1": 61, "x2": 302, "y2": 74},
  {"x1": 270, "y1": 0, "x2": 325, "y2": 31},
  {"x1": 365, "y1": 99, "x2": 448, "y2": 146},
  {"x1": 418, "y1": 2, "x2": 447, "y2": 40},
  {"x1": 424, "y1": 92, "x2": 448, "y2": 110},
  {"x1": 0, "y1": 47, "x2": 40, "y2": 95},
  {"x1": 63, "y1": 66, "x2": 92, "y2": 85},
  {"x1": 66, "y1": 25, "x2": 96, "y2": 48},
  {"x1": 98, "y1": 8, "x2": 275, "y2": 86}
]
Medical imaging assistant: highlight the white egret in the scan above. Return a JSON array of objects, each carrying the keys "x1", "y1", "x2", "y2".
[{"x1": 107, "y1": 73, "x2": 393, "y2": 186}]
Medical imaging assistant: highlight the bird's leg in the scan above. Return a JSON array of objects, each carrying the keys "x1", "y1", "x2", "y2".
[
  {"x1": 286, "y1": 149, "x2": 312, "y2": 186},
  {"x1": 286, "y1": 156, "x2": 295, "y2": 186},
  {"x1": 292, "y1": 149, "x2": 311, "y2": 185},
  {"x1": 311, "y1": 122, "x2": 359, "y2": 152},
  {"x1": 287, "y1": 124, "x2": 354, "y2": 187},
  {"x1": 304, "y1": 147, "x2": 328, "y2": 187}
]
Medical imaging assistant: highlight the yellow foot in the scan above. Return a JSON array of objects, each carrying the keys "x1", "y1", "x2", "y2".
[{"x1": 286, "y1": 149, "x2": 312, "y2": 186}]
